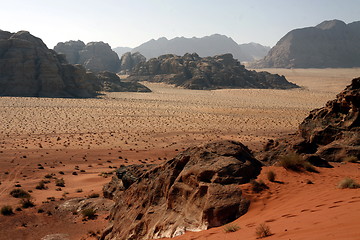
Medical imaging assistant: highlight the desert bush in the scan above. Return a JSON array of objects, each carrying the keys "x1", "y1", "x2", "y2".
[
  {"x1": 82, "y1": 208, "x2": 97, "y2": 220},
  {"x1": 223, "y1": 223, "x2": 240, "y2": 233},
  {"x1": 1, "y1": 206, "x2": 14, "y2": 216},
  {"x1": 10, "y1": 188, "x2": 30, "y2": 198},
  {"x1": 338, "y1": 178, "x2": 360, "y2": 189},
  {"x1": 55, "y1": 178, "x2": 65, "y2": 187},
  {"x1": 266, "y1": 171, "x2": 276, "y2": 182},
  {"x1": 279, "y1": 154, "x2": 318, "y2": 172},
  {"x1": 20, "y1": 198, "x2": 35, "y2": 208},
  {"x1": 88, "y1": 193, "x2": 100, "y2": 198},
  {"x1": 255, "y1": 223, "x2": 272, "y2": 238},
  {"x1": 35, "y1": 180, "x2": 48, "y2": 190},
  {"x1": 251, "y1": 180, "x2": 269, "y2": 193}
]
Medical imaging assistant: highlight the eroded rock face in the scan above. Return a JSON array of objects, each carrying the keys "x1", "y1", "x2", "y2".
[
  {"x1": 54, "y1": 41, "x2": 121, "y2": 72},
  {"x1": 120, "y1": 52, "x2": 146, "y2": 74},
  {"x1": 0, "y1": 30, "x2": 98, "y2": 97},
  {"x1": 250, "y1": 20, "x2": 360, "y2": 68},
  {"x1": 96, "y1": 71, "x2": 151, "y2": 92},
  {"x1": 260, "y1": 77, "x2": 360, "y2": 163},
  {"x1": 127, "y1": 53, "x2": 298, "y2": 90},
  {"x1": 102, "y1": 140, "x2": 262, "y2": 240}
]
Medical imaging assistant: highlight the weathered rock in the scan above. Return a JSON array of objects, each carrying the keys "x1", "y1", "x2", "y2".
[
  {"x1": 0, "y1": 30, "x2": 98, "y2": 97},
  {"x1": 120, "y1": 52, "x2": 146, "y2": 74},
  {"x1": 41, "y1": 234, "x2": 70, "y2": 240},
  {"x1": 58, "y1": 197, "x2": 114, "y2": 213},
  {"x1": 127, "y1": 53, "x2": 299, "y2": 90},
  {"x1": 250, "y1": 20, "x2": 360, "y2": 68},
  {"x1": 259, "y1": 77, "x2": 360, "y2": 163},
  {"x1": 101, "y1": 140, "x2": 262, "y2": 240},
  {"x1": 54, "y1": 41, "x2": 121, "y2": 72},
  {"x1": 96, "y1": 71, "x2": 151, "y2": 92}
]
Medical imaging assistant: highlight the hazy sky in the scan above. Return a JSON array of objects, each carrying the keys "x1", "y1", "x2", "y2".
[{"x1": 1, "y1": 0, "x2": 359, "y2": 49}]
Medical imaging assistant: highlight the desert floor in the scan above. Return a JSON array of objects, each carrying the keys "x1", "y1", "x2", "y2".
[{"x1": 0, "y1": 68, "x2": 359, "y2": 240}]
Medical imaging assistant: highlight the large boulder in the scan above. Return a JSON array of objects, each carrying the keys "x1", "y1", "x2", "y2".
[
  {"x1": 250, "y1": 20, "x2": 360, "y2": 68},
  {"x1": 54, "y1": 41, "x2": 121, "y2": 72},
  {"x1": 127, "y1": 53, "x2": 299, "y2": 90},
  {"x1": 0, "y1": 30, "x2": 98, "y2": 97},
  {"x1": 101, "y1": 140, "x2": 262, "y2": 240},
  {"x1": 260, "y1": 77, "x2": 360, "y2": 163},
  {"x1": 120, "y1": 52, "x2": 146, "y2": 74}
]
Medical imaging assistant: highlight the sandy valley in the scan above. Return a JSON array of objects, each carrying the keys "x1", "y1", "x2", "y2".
[{"x1": 0, "y1": 68, "x2": 359, "y2": 240}]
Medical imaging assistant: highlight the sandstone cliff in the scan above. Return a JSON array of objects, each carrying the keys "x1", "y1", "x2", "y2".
[
  {"x1": 127, "y1": 53, "x2": 299, "y2": 90},
  {"x1": 250, "y1": 20, "x2": 360, "y2": 68}
]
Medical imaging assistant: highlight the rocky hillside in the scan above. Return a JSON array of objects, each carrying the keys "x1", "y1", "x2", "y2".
[
  {"x1": 119, "y1": 52, "x2": 146, "y2": 74},
  {"x1": 96, "y1": 71, "x2": 151, "y2": 92},
  {"x1": 250, "y1": 20, "x2": 360, "y2": 68},
  {"x1": 0, "y1": 30, "x2": 98, "y2": 98},
  {"x1": 101, "y1": 140, "x2": 262, "y2": 240},
  {"x1": 130, "y1": 34, "x2": 269, "y2": 62},
  {"x1": 127, "y1": 53, "x2": 299, "y2": 90},
  {"x1": 54, "y1": 40, "x2": 121, "y2": 72},
  {"x1": 260, "y1": 77, "x2": 360, "y2": 164}
]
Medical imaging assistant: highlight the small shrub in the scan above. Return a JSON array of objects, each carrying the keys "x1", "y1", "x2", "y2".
[
  {"x1": 20, "y1": 198, "x2": 35, "y2": 208},
  {"x1": 37, "y1": 208, "x2": 44, "y2": 213},
  {"x1": 267, "y1": 171, "x2": 276, "y2": 182},
  {"x1": 223, "y1": 223, "x2": 240, "y2": 233},
  {"x1": 44, "y1": 174, "x2": 54, "y2": 179},
  {"x1": 255, "y1": 223, "x2": 272, "y2": 238},
  {"x1": 82, "y1": 208, "x2": 97, "y2": 220},
  {"x1": 279, "y1": 154, "x2": 318, "y2": 172},
  {"x1": 88, "y1": 193, "x2": 100, "y2": 198},
  {"x1": 251, "y1": 180, "x2": 269, "y2": 193},
  {"x1": 35, "y1": 180, "x2": 48, "y2": 190},
  {"x1": 10, "y1": 188, "x2": 30, "y2": 198},
  {"x1": 55, "y1": 178, "x2": 65, "y2": 187},
  {"x1": 76, "y1": 189, "x2": 83, "y2": 193},
  {"x1": 58, "y1": 171, "x2": 64, "y2": 175},
  {"x1": 338, "y1": 178, "x2": 360, "y2": 189},
  {"x1": 1, "y1": 206, "x2": 14, "y2": 216}
]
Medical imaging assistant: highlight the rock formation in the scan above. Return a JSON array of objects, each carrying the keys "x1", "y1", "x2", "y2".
[
  {"x1": 101, "y1": 140, "x2": 262, "y2": 240},
  {"x1": 260, "y1": 77, "x2": 360, "y2": 164},
  {"x1": 250, "y1": 20, "x2": 360, "y2": 68},
  {"x1": 238, "y1": 42, "x2": 270, "y2": 61},
  {"x1": 0, "y1": 30, "x2": 98, "y2": 97},
  {"x1": 119, "y1": 52, "x2": 146, "y2": 74},
  {"x1": 127, "y1": 53, "x2": 299, "y2": 90},
  {"x1": 96, "y1": 71, "x2": 151, "y2": 92},
  {"x1": 54, "y1": 41, "x2": 121, "y2": 72}
]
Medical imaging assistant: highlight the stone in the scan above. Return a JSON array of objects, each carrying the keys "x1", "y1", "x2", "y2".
[
  {"x1": 101, "y1": 140, "x2": 262, "y2": 240},
  {"x1": 120, "y1": 52, "x2": 146, "y2": 74},
  {"x1": 96, "y1": 71, "x2": 151, "y2": 92}
]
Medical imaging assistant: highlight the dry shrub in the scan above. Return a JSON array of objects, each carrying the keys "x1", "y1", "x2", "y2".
[
  {"x1": 82, "y1": 208, "x2": 97, "y2": 220},
  {"x1": 279, "y1": 154, "x2": 318, "y2": 173},
  {"x1": 1, "y1": 206, "x2": 14, "y2": 216},
  {"x1": 338, "y1": 178, "x2": 360, "y2": 189},
  {"x1": 223, "y1": 223, "x2": 240, "y2": 233},
  {"x1": 10, "y1": 188, "x2": 30, "y2": 198},
  {"x1": 267, "y1": 170, "x2": 276, "y2": 182},
  {"x1": 255, "y1": 223, "x2": 272, "y2": 238},
  {"x1": 251, "y1": 180, "x2": 269, "y2": 193}
]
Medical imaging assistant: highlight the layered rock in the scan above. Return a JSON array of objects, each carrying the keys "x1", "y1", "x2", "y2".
[
  {"x1": 101, "y1": 140, "x2": 262, "y2": 240},
  {"x1": 96, "y1": 71, "x2": 151, "y2": 92},
  {"x1": 250, "y1": 20, "x2": 360, "y2": 68},
  {"x1": 119, "y1": 52, "x2": 146, "y2": 74},
  {"x1": 54, "y1": 41, "x2": 121, "y2": 72},
  {"x1": 260, "y1": 77, "x2": 360, "y2": 163},
  {"x1": 0, "y1": 30, "x2": 98, "y2": 97},
  {"x1": 127, "y1": 53, "x2": 299, "y2": 90}
]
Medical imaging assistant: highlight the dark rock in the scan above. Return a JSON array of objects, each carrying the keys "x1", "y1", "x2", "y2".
[
  {"x1": 0, "y1": 30, "x2": 98, "y2": 97},
  {"x1": 127, "y1": 53, "x2": 299, "y2": 90},
  {"x1": 250, "y1": 20, "x2": 360, "y2": 68},
  {"x1": 54, "y1": 41, "x2": 121, "y2": 72},
  {"x1": 258, "y1": 77, "x2": 360, "y2": 164},
  {"x1": 96, "y1": 71, "x2": 151, "y2": 92},
  {"x1": 101, "y1": 140, "x2": 262, "y2": 240},
  {"x1": 304, "y1": 155, "x2": 333, "y2": 168}
]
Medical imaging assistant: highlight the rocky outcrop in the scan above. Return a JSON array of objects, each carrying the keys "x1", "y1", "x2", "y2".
[
  {"x1": 119, "y1": 52, "x2": 146, "y2": 74},
  {"x1": 260, "y1": 77, "x2": 360, "y2": 163},
  {"x1": 0, "y1": 30, "x2": 98, "y2": 97},
  {"x1": 250, "y1": 20, "x2": 360, "y2": 68},
  {"x1": 96, "y1": 71, "x2": 151, "y2": 92},
  {"x1": 101, "y1": 140, "x2": 262, "y2": 240},
  {"x1": 127, "y1": 53, "x2": 299, "y2": 90},
  {"x1": 54, "y1": 41, "x2": 121, "y2": 72}
]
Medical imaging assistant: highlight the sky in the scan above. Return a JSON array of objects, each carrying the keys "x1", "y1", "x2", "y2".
[{"x1": 1, "y1": 0, "x2": 359, "y2": 49}]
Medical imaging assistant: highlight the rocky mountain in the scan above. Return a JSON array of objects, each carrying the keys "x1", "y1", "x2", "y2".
[
  {"x1": 250, "y1": 20, "x2": 360, "y2": 68},
  {"x1": 127, "y1": 53, "x2": 299, "y2": 90},
  {"x1": 260, "y1": 77, "x2": 360, "y2": 164},
  {"x1": 113, "y1": 46, "x2": 132, "y2": 58},
  {"x1": 119, "y1": 52, "x2": 146, "y2": 74},
  {"x1": 101, "y1": 140, "x2": 262, "y2": 240},
  {"x1": 54, "y1": 41, "x2": 121, "y2": 72},
  {"x1": 239, "y1": 42, "x2": 271, "y2": 60},
  {"x1": 130, "y1": 34, "x2": 269, "y2": 62},
  {"x1": 0, "y1": 30, "x2": 98, "y2": 98}
]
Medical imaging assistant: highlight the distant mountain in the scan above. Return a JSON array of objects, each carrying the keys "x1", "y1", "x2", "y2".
[
  {"x1": 239, "y1": 42, "x2": 270, "y2": 60},
  {"x1": 250, "y1": 20, "x2": 360, "y2": 68},
  {"x1": 129, "y1": 34, "x2": 268, "y2": 62},
  {"x1": 113, "y1": 46, "x2": 132, "y2": 57}
]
